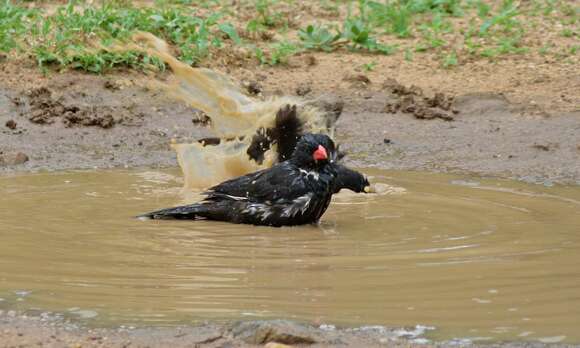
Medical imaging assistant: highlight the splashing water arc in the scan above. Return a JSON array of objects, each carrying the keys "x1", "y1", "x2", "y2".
[{"x1": 128, "y1": 32, "x2": 331, "y2": 189}]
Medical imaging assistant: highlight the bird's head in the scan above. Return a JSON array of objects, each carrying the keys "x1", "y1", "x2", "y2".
[{"x1": 290, "y1": 133, "x2": 336, "y2": 170}]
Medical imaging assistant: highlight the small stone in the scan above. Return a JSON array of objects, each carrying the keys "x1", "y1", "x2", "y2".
[
  {"x1": 344, "y1": 74, "x2": 371, "y2": 85},
  {"x1": 5, "y1": 120, "x2": 17, "y2": 129},
  {"x1": 231, "y1": 320, "x2": 317, "y2": 345},
  {"x1": 532, "y1": 143, "x2": 558, "y2": 151},
  {"x1": 244, "y1": 80, "x2": 262, "y2": 96},
  {"x1": 0, "y1": 152, "x2": 29, "y2": 166},
  {"x1": 305, "y1": 55, "x2": 317, "y2": 66},
  {"x1": 383, "y1": 138, "x2": 392, "y2": 144},
  {"x1": 295, "y1": 84, "x2": 312, "y2": 96},
  {"x1": 104, "y1": 80, "x2": 120, "y2": 90}
]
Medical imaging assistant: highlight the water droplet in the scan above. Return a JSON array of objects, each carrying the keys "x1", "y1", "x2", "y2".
[
  {"x1": 14, "y1": 290, "x2": 31, "y2": 297},
  {"x1": 538, "y1": 336, "x2": 566, "y2": 343}
]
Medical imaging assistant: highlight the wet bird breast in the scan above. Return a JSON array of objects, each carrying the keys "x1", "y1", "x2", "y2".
[{"x1": 237, "y1": 166, "x2": 335, "y2": 227}]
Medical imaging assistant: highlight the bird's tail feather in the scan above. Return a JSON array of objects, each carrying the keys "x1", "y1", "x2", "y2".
[{"x1": 137, "y1": 204, "x2": 208, "y2": 220}]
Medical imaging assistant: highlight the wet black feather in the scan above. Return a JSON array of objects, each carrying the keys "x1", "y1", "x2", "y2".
[{"x1": 139, "y1": 133, "x2": 340, "y2": 227}]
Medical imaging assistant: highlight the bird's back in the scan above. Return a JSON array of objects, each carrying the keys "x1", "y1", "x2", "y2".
[{"x1": 202, "y1": 161, "x2": 336, "y2": 226}]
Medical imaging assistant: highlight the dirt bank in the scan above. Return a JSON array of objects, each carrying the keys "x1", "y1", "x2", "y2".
[
  {"x1": 0, "y1": 310, "x2": 432, "y2": 348},
  {"x1": 2, "y1": 310, "x2": 577, "y2": 348},
  {"x1": 0, "y1": 64, "x2": 578, "y2": 185}
]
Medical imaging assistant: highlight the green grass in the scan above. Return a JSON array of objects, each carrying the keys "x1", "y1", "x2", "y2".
[
  {"x1": 0, "y1": 0, "x2": 577, "y2": 72},
  {"x1": 1, "y1": 1, "x2": 236, "y2": 71},
  {"x1": 0, "y1": 1, "x2": 38, "y2": 52}
]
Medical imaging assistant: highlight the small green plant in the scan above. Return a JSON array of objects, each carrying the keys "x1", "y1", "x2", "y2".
[
  {"x1": 404, "y1": 47, "x2": 413, "y2": 61},
  {"x1": 219, "y1": 23, "x2": 242, "y2": 45},
  {"x1": 342, "y1": 18, "x2": 396, "y2": 54},
  {"x1": 538, "y1": 44, "x2": 551, "y2": 55},
  {"x1": 542, "y1": 0, "x2": 557, "y2": 16},
  {"x1": 417, "y1": 30, "x2": 446, "y2": 51},
  {"x1": 361, "y1": 60, "x2": 378, "y2": 71},
  {"x1": 366, "y1": 1, "x2": 413, "y2": 38},
  {"x1": 256, "y1": 41, "x2": 299, "y2": 65},
  {"x1": 479, "y1": 2, "x2": 521, "y2": 35},
  {"x1": 495, "y1": 35, "x2": 528, "y2": 55},
  {"x1": 253, "y1": 0, "x2": 283, "y2": 28},
  {"x1": 442, "y1": 50, "x2": 458, "y2": 67},
  {"x1": 298, "y1": 25, "x2": 340, "y2": 52},
  {"x1": 560, "y1": 28, "x2": 575, "y2": 38},
  {"x1": 431, "y1": 0, "x2": 464, "y2": 17},
  {"x1": 475, "y1": 0, "x2": 491, "y2": 18},
  {"x1": 464, "y1": 36, "x2": 482, "y2": 54}
]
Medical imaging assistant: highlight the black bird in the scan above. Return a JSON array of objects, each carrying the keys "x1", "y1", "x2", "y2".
[{"x1": 139, "y1": 133, "x2": 343, "y2": 227}]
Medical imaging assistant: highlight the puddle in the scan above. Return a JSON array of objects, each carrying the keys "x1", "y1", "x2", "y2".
[{"x1": 0, "y1": 169, "x2": 579, "y2": 343}]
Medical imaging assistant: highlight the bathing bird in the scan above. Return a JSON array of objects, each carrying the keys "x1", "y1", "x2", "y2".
[
  {"x1": 139, "y1": 133, "x2": 362, "y2": 226},
  {"x1": 199, "y1": 104, "x2": 370, "y2": 194}
]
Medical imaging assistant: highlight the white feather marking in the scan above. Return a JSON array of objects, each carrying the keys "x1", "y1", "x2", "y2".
[
  {"x1": 242, "y1": 203, "x2": 273, "y2": 221},
  {"x1": 282, "y1": 193, "x2": 313, "y2": 218},
  {"x1": 299, "y1": 169, "x2": 320, "y2": 181},
  {"x1": 224, "y1": 194, "x2": 247, "y2": 201}
]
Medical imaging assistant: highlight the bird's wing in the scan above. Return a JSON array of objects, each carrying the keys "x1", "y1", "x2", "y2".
[{"x1": 204, "y1": 162, "x2": 309, "y2": 203}]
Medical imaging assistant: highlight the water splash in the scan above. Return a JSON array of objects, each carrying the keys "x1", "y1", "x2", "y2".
[{"x1": 121, "y1": 32, "x2": 332, "y2": 189}]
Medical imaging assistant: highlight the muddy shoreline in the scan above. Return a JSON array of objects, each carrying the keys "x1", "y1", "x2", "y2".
[
  {"x1": 0, "y1": 310, "x2": 423, "y2": 348},
  {"x1": 2, "y1": 310, "x2": 577, "y2": 348},
  {"x1": 1, "y1": 69, "x2": 579, "y2": 185}
]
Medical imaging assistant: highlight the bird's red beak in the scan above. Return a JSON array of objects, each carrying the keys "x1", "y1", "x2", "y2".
[{"x1": 313, "y1": 145, "x2": 328, "y2": 161}]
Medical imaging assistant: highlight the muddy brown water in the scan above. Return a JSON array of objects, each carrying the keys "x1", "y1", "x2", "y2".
[{"x1": 0, "y1": 169, "x2": 579, "y2": 343}]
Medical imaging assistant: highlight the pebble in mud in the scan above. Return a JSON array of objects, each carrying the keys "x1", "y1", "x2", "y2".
[
  {"x1": 230, "y1": 320, "x2": 318, "y2": 345},
  {"x1": 5, "y1": 120, "x2": 17, "y2": 129},
  {"x1": 532, "y1": 143, "x2": 559, "y2": 151},
  {"x1": 0, "y1": 152, "x2": 29, "y2": 166},
  {"x1": 243, "y1": 80, "x2": 263, "y2": 96},
  {"x1": 295, "y1": 84, "x2": 312, "y2": 96},
  {"x1": 19, "y1": 86, "x2": 123, "y2": 129},
  {"x1": 103, "y1": 80, "x2": 121, "y2": 91},
  {"x1": 382, "y1": 78, "x2": 457, "y2": 121},
  {"x1": 343, "y1": 73, "x2": 371, "y2": 89}
]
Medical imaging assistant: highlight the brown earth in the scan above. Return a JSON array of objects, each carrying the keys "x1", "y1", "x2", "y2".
[
  {"x1": 0, "y1": 57, "x2": 578, "y2": 184},
  {"x1": 0, "y1": 313, "x2": 423, "y2": 348},
  {"x1": 2, "y1": 311, "x2": 577, "y2": 348}
]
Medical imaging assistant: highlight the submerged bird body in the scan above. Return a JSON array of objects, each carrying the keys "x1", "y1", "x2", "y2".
[{"x1": 140, "y1": 134, "x2": 341, "y2": 227}]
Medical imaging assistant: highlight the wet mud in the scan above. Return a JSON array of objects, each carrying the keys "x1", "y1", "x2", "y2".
[
  {"x1": 1, "y1": 71, "x2": 579, "y2": 185},
  {"x1": 0, "y1": 71, "x2": 212, "y2": 172},
  {"x1": 336, "y1": 91, "x2": 580, "y2": 185},
  {"x1": 0, "y1": 313, "x2": 450, "y2": 348},
  {"x1": 382, "y1": 78, "x2": 458, "y2": 121}
]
